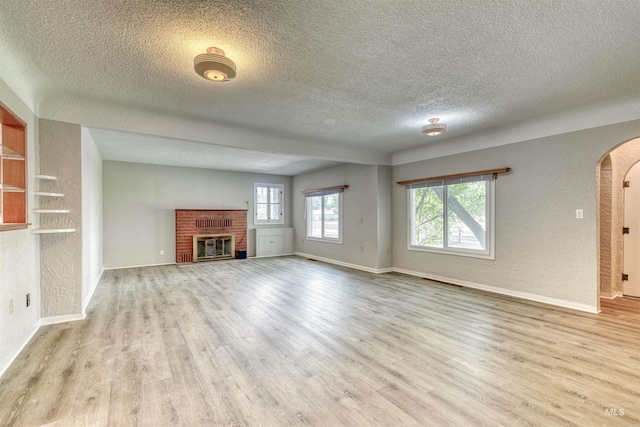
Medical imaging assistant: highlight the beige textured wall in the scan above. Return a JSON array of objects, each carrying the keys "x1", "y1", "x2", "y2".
[
  {"x1": 39, "y1": 119, "x2": 83, "y2": 318},
  {"x1": 598, "y1": 155, "x2": 613, "y2": 297},
  {"x1": 393, "y1": 120, "x2": 640, "y2": 311},
  {"x1": 293, "y1": 163, "x2": 392, "y2": 271},
  {"x1": 0, "y1": 77, "x2": 40, "y2": 375}
]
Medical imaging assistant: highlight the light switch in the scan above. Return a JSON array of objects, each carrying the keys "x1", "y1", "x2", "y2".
[{"x1": 576, "y1": 209, "x2": 583, "y2": 219}]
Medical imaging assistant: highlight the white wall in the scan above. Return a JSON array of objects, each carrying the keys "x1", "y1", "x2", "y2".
[
  {"x1": 81, "y1": 127, "x2": 103, "y2": 311},
  {"x1": 293, "y1": 164, "x2": 392, "y2": 271},
  {"x1": 0, "y1": 77, "x2": 40, "y2": 376},
  {"x1": 102, "y1": 161, "x2": 292, "y2": 268},
  {"x1": 393, "y1": 120, "x2": 640, "y2": 312}
]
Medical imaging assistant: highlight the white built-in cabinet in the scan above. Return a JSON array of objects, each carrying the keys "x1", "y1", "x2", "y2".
[{"x1": 255, "y1": 227, "x2": 294, "y2": 257}]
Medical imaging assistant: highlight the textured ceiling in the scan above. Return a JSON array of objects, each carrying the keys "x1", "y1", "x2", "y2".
[
  {"x1": 1, "y1": 1, "x2": 639, "y2": 173},
  {"x1": 87, "y1": 127, "x2": 339, "y2": 175}
]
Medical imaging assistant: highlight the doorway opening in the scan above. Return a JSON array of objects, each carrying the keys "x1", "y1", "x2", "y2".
[
  {"x1": 597, "y1": 137, "x2": 640, "y2": 306},
  {"x1": 623, "y1": 161, "x2": 640, "y2": 297}
]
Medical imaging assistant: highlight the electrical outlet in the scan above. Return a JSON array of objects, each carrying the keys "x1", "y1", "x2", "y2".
[
  {"x1": 26, "y1": 293, "x2": 30, "y2": 307},
  {"x1": 9, "y1": 298, "x2": 14, "y2": 315},
  {"x1": 160, "y1": 250, "x2": 165, "y2": 256},
  {"x1": 576, "y1": 209, "x2": 584, "y2": 219}
]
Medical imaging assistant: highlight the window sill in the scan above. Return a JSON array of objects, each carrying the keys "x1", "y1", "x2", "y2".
[
  {"x1": 408, "y1": 245, "x2": 494, "y2": 260},
  {"x1": 307, "y1": 236, "x2": 343, "y2": 245},
  {"x1": 254, "y1": 221, "x2": 285, "y2": 226}
]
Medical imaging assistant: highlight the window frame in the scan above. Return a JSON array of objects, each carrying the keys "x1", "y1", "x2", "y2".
[
  {"x1": 306, "y1": 191, "x2": 343, "y2": 244},
  {"x1": 254, "y1": 183, "x2": 284, "y2": 225},
  {"x1": 407, "y1": 179, "x2": 495, "y2": 260}
]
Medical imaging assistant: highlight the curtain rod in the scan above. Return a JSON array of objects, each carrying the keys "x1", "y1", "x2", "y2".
[
  {"x1": 302, "y1": 185, "x2": 349, "y2": 194},
  {"x1": 396, "y1": 167, "x2": 511, "y2": 186}
]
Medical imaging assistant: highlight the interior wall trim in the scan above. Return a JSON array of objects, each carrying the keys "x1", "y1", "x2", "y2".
[
  {"x1": 82, "y1": 268, "x2": 104, "y2": 313},
  {"x1": 293, "y1": 252, "x2": 598, "y2": 313},
  {"x1": 294, "y1": 252, "x2": 393, "y2": 274},
  {"x1": 39, "y1": 313, "x2": 86, "y2": 326},
  {"x1": 393, "y1": 267, "x2": 599, "y2": 314},
  {"x1": 600, "y1": 291, "x2": 624, "y2": 300},
  {"x1": 0, "y1": 322, "x2": 39, "y2": 379},
  {"x1": 103, "y1": 262, "x2": 175, "y2": 271},
  {"x1": 253, "y1": 252, "x2": 295, "y2": 259},
  {"x1": 1, "y1": 272, "x2": 103, "y2": 380}
]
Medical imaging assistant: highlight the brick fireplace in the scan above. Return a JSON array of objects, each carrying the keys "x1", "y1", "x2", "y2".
[{"x1": 175, "y1": 209, "x2": 247, "y2": 264}]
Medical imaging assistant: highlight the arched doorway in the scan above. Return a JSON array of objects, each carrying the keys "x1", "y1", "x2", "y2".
[
  {"x1": 597, "y1": 137, "x2": 640, "y2": 304},
  {"x1": 623, "y1": 161, "x2": 640, "y2": 296}
]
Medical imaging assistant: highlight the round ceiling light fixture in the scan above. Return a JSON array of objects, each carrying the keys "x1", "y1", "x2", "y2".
[
  {"x1": 194, "y1": 47, "x2": 236, "y2": 82},
  {"x1": 421, "y1": 118, "x2": 447, "y2": 136}
]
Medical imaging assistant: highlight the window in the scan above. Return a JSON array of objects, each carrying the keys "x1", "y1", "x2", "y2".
[
  {"x1": 305, "y1": 188, "x2": 343, "y2": 243},
  {"x1": 254, "y1": 183, "x2": 284, "y2": 224},
  {"x1": 408, "y1": 174, "x2": 494, "y2": 259}
]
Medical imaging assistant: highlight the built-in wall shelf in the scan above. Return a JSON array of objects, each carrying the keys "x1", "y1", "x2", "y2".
[
  {"x1": 32, "y1": 228, "x2": 76, "y2": 234},
  {"x1": 0, "y1": 183, "x2": 26, "y2": 192},
  {"x1": 34, "y1": 191, "x2": 64, "y2": 197},
  {"x1": 1, "y1": 144, "x2": 25, "y2": 160},
  {"x1": 33, "y1": 209, "x2": 70, "y2": 214},
  {"x1": 35, "y1": 174, "x2": 57, "y2": 181},
  {"x1": 33, "y1": 173, "x2": 73, "y2": 233},
  {"x1": 0, "y1": 105, "x2": 28, "y2": 230}
]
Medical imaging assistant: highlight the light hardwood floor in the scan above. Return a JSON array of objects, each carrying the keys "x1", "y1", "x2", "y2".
[
  {"x1": 600, "y1": 296, "x2": 640, "y2": 319},
  {"x1": 1, "y1": 256, "x2": 640, "y2": 426}
]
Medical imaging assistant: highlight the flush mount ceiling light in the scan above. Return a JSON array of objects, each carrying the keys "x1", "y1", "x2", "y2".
[
  {"x1": 194, "y1": 47, "x2": 236, "y2": 82},
  {"x1": 421, "y1": 118, "x2": 447, "y2": 136}
]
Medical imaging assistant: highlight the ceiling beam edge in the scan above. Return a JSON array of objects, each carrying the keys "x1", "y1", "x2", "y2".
[{"x1": 38, "y1": 96, "x2": 391, "y2": 166}]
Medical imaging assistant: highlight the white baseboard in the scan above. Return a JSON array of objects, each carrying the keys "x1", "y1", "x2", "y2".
[
  {"x1": 293, "y1": 254, "x2": 596, "y2": 313},
  {"x1": 1, "y1": 266, "x2": 103, "y2": 379},
  {"x1": 393, "y1": 267, "x2": 598, "y2": 314},
  {"x1": 40, "y1": 312, "x2": 86, "y2": 326},
  {"x1": 83, "y1": 267, "x2": 104, "y2": 313},
  {"x1": 252, "y1": 252, "x2": 295, "y2": 259},
  {"x1": 294, "y1": 252, "x2": 394, "y2": 274},
  {"x1": 0, "y1": 322, "x2": 40, "y2": 379},
  {"x1": 104, "y1": 262, "x2": 174, "y2": 270},
  {"x1": 600, "y1": 291, "x2": 623, "y2": 300}
]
